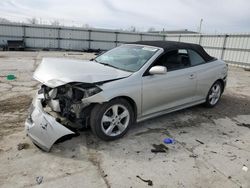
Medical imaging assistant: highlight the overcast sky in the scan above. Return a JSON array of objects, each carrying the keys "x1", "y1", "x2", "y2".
[{"x1": 0, "y1": 0, "x2": 250, "y2": 33}]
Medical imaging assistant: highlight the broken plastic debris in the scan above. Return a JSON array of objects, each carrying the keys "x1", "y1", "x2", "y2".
[
  {"x1": 242, "y1": 165, "x2": 248, "y2": 172},
  {"x1": 17, "y1": 143, "x2": 29, "y2": 150},
  {"x1": 163, "y1": 138, "x2": 175, "y2": 144},
  {"x1": 189, "y1": 154, "x2": 198, "y2": 158},
  {"x1": 7, "y1": 74, "x2": 16, "y2": 80},
  {"x1": 36, "y1": 176, "x2": 43, "y2": 184},
  {"x1": 195, "y1": 139, "x2": 204, "y2": 145},
  {"x1": 151, "y1": 144, "x2": 168, "y2": 153},
  {"x1": 1, "y1": 74, "x2": 16, "y2": 80},
  {"x1": 136, "y1": 175, "x2": 153, "y2": 186}
]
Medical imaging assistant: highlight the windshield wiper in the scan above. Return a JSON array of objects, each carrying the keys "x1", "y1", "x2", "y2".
[
  {"x1": 90, "y1": 58, "x2": 99, "y2": 62},
  {"x1": 94, "y1": 61, "x2": 133, "y2": 72},
  {"x1": 99, "y1": 62, "x2": 133, "y2": 72},
  {"x1": 98, "y1": 62, "x2": 118, "y2": 69}
]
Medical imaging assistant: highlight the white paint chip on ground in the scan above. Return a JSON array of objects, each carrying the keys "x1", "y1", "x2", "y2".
[{"x1": 242, "y1": 165, "x2": 248, "y2": 172}]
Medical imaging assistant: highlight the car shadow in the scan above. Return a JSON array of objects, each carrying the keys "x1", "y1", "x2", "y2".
[{"x1": 49, "y1": 92, "x2": 250, "y2": 159}]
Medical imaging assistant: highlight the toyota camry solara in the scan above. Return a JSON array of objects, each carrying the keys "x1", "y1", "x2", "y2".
[{"x1": 25, "y1": 41, "x2": 228, "y2": 151}]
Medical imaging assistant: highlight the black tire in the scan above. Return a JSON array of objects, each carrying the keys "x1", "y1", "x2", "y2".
[
  {"x1": 90, "y1": 98, "x2": 134, "y2": 141},
  {"x1": 204, "y1": 81, "x2": 223, "y2": 108}
]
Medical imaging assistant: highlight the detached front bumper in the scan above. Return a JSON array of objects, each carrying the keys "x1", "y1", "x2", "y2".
[{"x1": 25, "y1": 95, "x2": 75, "y2": 152}]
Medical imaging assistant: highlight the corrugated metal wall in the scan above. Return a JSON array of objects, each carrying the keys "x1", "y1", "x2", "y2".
[
  {"x1": 0, "y1": 23, "x2": 249, "y2": 67},
  {"x1": 0, "y1": 23, "x2": 164, "y2": 51}
]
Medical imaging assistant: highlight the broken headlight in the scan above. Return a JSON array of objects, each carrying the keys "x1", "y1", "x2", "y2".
[
  {"x1": 71, "y1": 84, "x2": 102, "y2": 99},
  {"x1": 48, "y1": 88, "x2": 58, "y2": 99},
  {"x1": 84, "y1": 86, "x2": 102, "y2": 98}
]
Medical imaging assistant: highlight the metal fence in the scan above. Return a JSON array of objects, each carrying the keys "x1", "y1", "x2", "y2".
[
  {"x1": 0, "y1": 22, "x2": 249, "y2": 67},
  {"x1": 167, "y1": 34, "x2": 250, "y2": 67}
]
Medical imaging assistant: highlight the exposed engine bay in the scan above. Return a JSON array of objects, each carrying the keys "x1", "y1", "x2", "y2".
[{"x1": 39, "y1": 83, "x2": 102, "y2": 130}]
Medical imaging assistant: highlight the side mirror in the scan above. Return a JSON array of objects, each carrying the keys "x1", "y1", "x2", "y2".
[{"x1": 149, "y1": 66, "x2": 167, "y2": 75}]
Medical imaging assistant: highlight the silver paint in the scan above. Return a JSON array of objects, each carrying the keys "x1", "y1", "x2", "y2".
[
  {"x1": 34, "y1": 58, "x2": 132, "y2": 87},
  {"x1": 26, "y1": 44, "x2": 228, "y2": 151}
]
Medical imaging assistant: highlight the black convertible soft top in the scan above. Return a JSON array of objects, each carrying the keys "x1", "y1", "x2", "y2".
[{"x1": 130, "y1": 40, "x2": 214, "y2": 62}]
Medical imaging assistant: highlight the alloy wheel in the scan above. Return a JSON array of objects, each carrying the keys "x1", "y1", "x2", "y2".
[
  {"x1": 208, "y1": 83, "x2": 221, "y2": 105},
  {"x1": 101, "y1": 104, "x2": 130, "y2": 136}
]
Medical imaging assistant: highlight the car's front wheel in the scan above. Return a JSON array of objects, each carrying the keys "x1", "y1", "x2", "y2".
[
  {"x1": 90, "y1": 98, "x2": 134, "y2": 141},
  {"x1": 205, "y1": 81, "x2": 222, "y2": 107}
]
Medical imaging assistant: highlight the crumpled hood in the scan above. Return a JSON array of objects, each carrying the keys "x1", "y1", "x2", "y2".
[{"x1": 34, "y1": 58, "x2": 132, "y2": 87}]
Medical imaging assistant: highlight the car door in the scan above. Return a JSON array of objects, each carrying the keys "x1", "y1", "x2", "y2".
[
  {"x1": 142, "y1": 49, "x2": 197, "y2": 116},
  {"x1": 187, "y1": 49, "x2": 225, "y2": 101}
]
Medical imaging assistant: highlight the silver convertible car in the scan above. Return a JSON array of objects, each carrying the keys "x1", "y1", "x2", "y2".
[{"x1": 25, "y1": 41, "x2": 228, "y2": 151}]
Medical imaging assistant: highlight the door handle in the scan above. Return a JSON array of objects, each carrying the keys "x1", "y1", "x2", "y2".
[{"x1": 189, "y1": 74, "x2": 195, "y2": 79}]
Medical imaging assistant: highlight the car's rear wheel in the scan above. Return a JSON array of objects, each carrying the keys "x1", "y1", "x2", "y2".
[
  {"x1": 205, "y1": 81, "x2": 222, "y2": 107},
  {"x1": 90, "y1": 98, "x2": 134, "y2": 140}
]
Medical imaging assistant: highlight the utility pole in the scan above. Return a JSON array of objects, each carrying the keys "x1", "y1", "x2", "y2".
[{"x1": 199, "y1": 18, "x2": 203, "y2": 33}]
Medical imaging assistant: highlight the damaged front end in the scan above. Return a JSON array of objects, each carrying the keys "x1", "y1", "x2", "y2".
[{"x1": 25, "y1": 82, "x2": 102, "y2": 151}]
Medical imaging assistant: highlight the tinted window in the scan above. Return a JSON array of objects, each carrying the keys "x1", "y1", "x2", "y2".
[
  {"x1": 188, "y1": 49, "x2": 205, "y2": 66},
  {"x1": 155, "y1": 49, "x2": 191, "y2": 71}
]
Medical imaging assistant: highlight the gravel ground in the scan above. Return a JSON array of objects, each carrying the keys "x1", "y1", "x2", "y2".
[{"x1": 0, "y1": 51, "x2": 250, "y2": 188}]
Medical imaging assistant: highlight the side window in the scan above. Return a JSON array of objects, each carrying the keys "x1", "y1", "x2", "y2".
[
  {"x1": 188, "y1": 49, "x2": 205, "y2": 66},
  {"x1": 155, "y1": 49, "x2": 191, "y2": 71}
]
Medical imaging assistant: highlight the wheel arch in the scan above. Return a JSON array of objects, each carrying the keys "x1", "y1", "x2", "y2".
[
  {"x1": 110, "y1": 96, "x2": 137, "y2": 122},
  {"x1": 215, "y1": 79, "x2": 225, "y2": 93}
]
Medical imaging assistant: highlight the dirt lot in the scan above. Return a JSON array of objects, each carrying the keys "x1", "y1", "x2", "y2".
[{"x1": 0, "y1": 51, "x2": 250, "y2": 188}]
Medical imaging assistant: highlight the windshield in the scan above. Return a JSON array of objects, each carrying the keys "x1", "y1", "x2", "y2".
[{"x1": 95, "y1": 45, "x2": 159, "y2": 72}]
